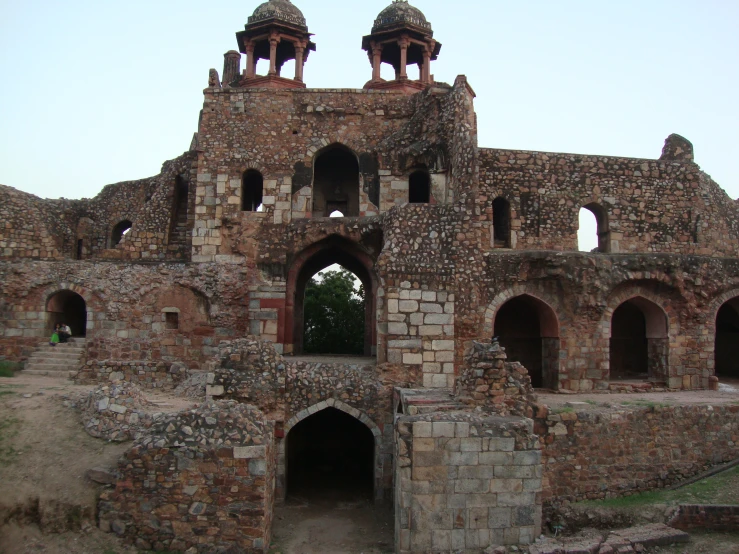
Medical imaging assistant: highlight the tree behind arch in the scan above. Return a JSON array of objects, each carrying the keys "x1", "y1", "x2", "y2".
[{"x1": 304, "y1": 269, "x2": 365, "y2": 355}]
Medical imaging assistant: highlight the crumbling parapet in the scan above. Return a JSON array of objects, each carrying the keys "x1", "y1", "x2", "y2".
[
  {"x1": 660, "y1": 133, "x2": 694, "y2": 162},
  {"x1": 456, "y1": 341, "x2": 538, "y2": 418}
]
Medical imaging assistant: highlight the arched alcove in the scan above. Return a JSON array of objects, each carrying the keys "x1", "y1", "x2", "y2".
[
  {"x1": 286, "y1": 407, "x2": 375, "y2": 502},
  {"x1": 242, "y1": 169, "x2": 264, "y2": 212},
  {"x1": 111, "y1": 220, "x2": 132, "y2": 248},
  {"x1": 409, "y1": 170, "x2": 430, "y2": 204},
  {"x1": 493, "y1": 294, "x2": 560, "y2": 389},
  {"x1": 715, "y1": 298, "x2": 739, "y2": 379},
  {"x1": 610, "y1": 297, "x2": 668, "y2": 382},
  {"x1": 286, "y1": 237, "x2": 378, "y2": 357},
  {"x1": 312, "y1": 145, "x2": 360, "y2": 217},
  {"x1": 493, "y1": 197, "x2": 511, "y2": 248},
  {"x1": 46, "y1": 290, "x2": 87, "y2": 337},
  {"x1": 578, "y1": 203, "x2": 610, "y2": 253}
]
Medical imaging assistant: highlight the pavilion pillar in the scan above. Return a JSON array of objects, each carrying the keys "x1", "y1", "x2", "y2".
[
  {"x1": 268, "y1": 35, "x2": 279, "y2": 76},
  {"x1": 399, "y1": 37, "x2": 409, "y2": 80},
  {"x1": 294, "y1": 44, "x2": 305, "y2": 81},
  {"x1": 245, "y1": 42, "x2": 256, "y2": 79},
  {"x1": 371, "y1": 45, "x2": 383, "y2": 81}
]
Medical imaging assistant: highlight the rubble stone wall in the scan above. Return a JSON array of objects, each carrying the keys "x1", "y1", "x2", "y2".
[
  {"x1": 536, "y1": 405, "x2": 739, "y2": 505},
  {"x1": 394, "y1": 412, "x2": 542, "y2": 553},
  {"x1": 100, "y1": 402, "x2": 275, "y2": 553},
  {"x1": 479, "y1": 145, "x2": 739, "y2": 256}
]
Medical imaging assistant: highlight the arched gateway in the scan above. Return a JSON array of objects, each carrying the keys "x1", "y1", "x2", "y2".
[{"x1": 46, "y1": 290, "x2": 87, "y2": 337}]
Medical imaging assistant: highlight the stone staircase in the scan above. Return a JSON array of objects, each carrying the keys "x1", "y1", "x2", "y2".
[{"x1": 23, "y1": 337, "x2": 86, "y2": 378}]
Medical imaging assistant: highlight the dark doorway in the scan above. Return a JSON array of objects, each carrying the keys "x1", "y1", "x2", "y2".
[
  {"x1": 493, "y1": 197, "x2": 511, "y2": 248},
  {"x1": 493, "y1": 295, "x2": 560, "y2": 389},
  {"x1": 287, "y1": 408, "x2": 375, "y2": 502},
  {"x1": 312, "y1": 145, "x2": 360, "y2": 217},
  {"x1": 716, "y1": 301, "x2": 739, "y2": 378},
  {"x1": 409, "y1": 170, "x2": 430, "y2": 204},
  {"x1": 111, "y1": 220, "x2": 132, "y2": 247},
  {"x1": 47, "y1": 290, "x2": 87, "y2": 337},
  {"x1": 242, "y1": 170, "x2": 264, "y2": 212},
  {"x1": 610, "y1": 297, "x2": 668, "y2": 382}
]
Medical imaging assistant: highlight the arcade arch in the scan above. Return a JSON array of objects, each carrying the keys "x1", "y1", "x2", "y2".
[
  {"x1": 492, "y1": 294, "x2": 560, "y2": 389},
  {"x1": 609, "y1": 296, "x2": 668, "y2": 382},
  {"x1": 715, "y1": 297, "x2": 739, "y2": 379}
]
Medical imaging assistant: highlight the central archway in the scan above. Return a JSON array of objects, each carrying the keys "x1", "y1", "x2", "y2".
[
  {"x1": 286, "y1": 236, "x2": 378, "y2": 357},
  {"x1": 46, "y1": 290, "x2": 87, "y2": 337}
]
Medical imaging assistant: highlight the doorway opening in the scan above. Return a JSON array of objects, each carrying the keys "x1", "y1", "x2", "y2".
[
  {"x1": 610, "y1": 297, "x2": 668, "y2": 382},
  {"x1": 715, "y1": 299, "x2": 739, "y2": 379},
  {"x1": 287, "y1": 237, "x2": 377, "y2": 357},
  {"x1": 312, "y1": 145, "x2": 360, "y2": 218},
  {"x1": 46, "y1": 290, "x2": 87, "y2": 337},
  {"x1": 409, "y1": 170, "x2": 430, "y2": 204},
  {"x1": 286, "y1": 407, "x2": 375, "y2": 502},
  {"x1": 493, "y1": 197, "x2": 511, "y2": 248},
  {"x1": 493, "y1": 294, "x2": 560, "y2": 389}
]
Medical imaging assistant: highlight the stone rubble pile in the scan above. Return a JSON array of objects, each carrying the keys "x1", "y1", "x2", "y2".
[
  {"x1": 79, "y1": 382, "x2": 161, "y2": 441},
  {"x1": 528, "y1": 523, "x2": 689, "y2": 554}
]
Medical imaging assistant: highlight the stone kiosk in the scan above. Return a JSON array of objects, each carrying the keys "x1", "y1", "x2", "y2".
[{"x1": 2, "y1": 0, "x2": 739, "y2": 552}]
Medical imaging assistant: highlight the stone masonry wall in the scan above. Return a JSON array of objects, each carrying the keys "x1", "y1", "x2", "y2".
[
  {"x1": 395, "y1": 412, "x2": 542, "y2": 553},
  {"x1": 100, "y1": 401, "x2": 275, "y2": 553},
  {"x1": 536, "y1": 404, "x2": 739, "y2": 506},
  {"x1": 479, "y1": 141, "x2": 739, "y2": 256}
]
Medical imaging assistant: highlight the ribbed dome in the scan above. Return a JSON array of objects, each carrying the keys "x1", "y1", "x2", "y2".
[
  {"x1": 372, "y1": 0, "x2": 432, "y2": 33},
  {"x1": 248, "y1": 0, "x2": 307, "y2": 29}
]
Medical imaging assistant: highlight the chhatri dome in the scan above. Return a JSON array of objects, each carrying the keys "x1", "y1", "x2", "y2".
[
  {"x1": 362, "y1": 0, "x2": 441, "y2": 94},
  {"x1": 372, "y1": 0, "x2": 432, "y2": 33},
  {"x1": 248, "y1": 0, "x2": 308, "y2": 30}
]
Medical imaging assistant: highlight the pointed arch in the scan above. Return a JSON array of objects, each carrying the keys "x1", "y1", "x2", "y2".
[
  {"x1": 311, "y1": 143, "x2": 360, "y2": 217},
  {"x1": 277, "y1": 399, "x2": 383, "y2": 502}
]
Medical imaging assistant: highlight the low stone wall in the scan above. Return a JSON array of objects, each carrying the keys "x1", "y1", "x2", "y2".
[
  {"x1": 100, "y1": 401, "x2": 275, "y2": 553},
  {"x1": 394, "y1": 412, "x2": 542, "y2": 553},
  {"x1": 537, "y1": 405, "x2": 739, "y2": 505},
  {"x1": 668, "y1": 504, "x2": 739, "y2": 532},
  {"x1": 75, "y1": 360, "x2": 187, "y2": 390}
]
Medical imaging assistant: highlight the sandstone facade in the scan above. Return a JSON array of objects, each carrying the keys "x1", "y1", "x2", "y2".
[{"x1": 2, "y1": 0, "x2": 739, "y2": 552}]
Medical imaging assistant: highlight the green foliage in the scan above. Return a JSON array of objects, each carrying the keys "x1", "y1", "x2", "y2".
[
  {"x1": 304, "y1": 269, "x2": 365, "y2": 355},
  {"x1": 0, "y1": 361, "x2": 19, "y2": 378}
]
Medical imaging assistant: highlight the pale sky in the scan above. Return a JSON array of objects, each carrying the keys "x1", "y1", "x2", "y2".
[{"x1": 1, "y1": 1, "x2": 737, "y2": 251}]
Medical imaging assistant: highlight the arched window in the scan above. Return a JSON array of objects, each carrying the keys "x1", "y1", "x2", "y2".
[
  {"x1": 242, "y1": 170, "x2": 264, "y2": 212},
  {"x1": 578, "y1": 203, "x2": 610, "y2": 253},
  {"x1": 111, "y1": 220, "x2": 132, "y2": 247},
  {"x1": 409, "y1": 170, "x2": 430, "y2": 204},
  {"x1": 312, "y1": 145, "x2": 360, "y2": 217},
  {"x1": 492, "y1": 197, "x2": 511, "y2": 248}
]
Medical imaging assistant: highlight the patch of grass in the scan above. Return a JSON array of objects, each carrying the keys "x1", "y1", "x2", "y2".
[
  {"x1": 620, "y1": 399, "x2": 671, "y2": 409},
  {"x1": 580, "y1": 465, "x2": 739, "y2": 509},
  {"x1": 0, "y1": 416, "x2": 20, "y2": 466},
  {"x1": 552, "y1": 406, "x2": 575, "y2": 414},
  {"x1": 0, "y1": 361, "x2": 21, "y2": 378}
]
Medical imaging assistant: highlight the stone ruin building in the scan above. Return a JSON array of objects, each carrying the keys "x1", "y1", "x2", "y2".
[{"x1": 1, "y1": 1, "x2": 738, "y2": 552}]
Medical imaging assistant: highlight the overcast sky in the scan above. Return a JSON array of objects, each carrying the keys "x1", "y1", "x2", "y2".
[{"x1": 1, "y1": 0, "x2": 737, "y2": 251}]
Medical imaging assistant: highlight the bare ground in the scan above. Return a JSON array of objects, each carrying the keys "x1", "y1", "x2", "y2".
[{"x1": 1, "y1": 373, "x2": 737, "y2": 553}]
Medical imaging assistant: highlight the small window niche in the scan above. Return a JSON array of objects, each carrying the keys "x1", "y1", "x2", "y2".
[
  {"x1": 492, "y1": 197, "x2": 511, "y2": 248},
  {"x1": 242, "y1": 170, "x2": 264, "y2": 212},
  {"x1": 163, "y1": 308, "x2": 180, "y2": 330}
]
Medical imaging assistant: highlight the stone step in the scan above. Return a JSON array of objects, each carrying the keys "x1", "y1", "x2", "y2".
[
  {"x1": 22, "y1": 369, "x2": 72, "y2": 378},
  {"x1": 28, "y1": 353, "x2": 83, "y2": 362},
  {"x1": 32, "y1": 347, "x2": 85, "y2": 356},
  {"x1": 25, "y1": 362, "x2": 80, "y2": 371}
]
